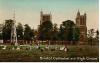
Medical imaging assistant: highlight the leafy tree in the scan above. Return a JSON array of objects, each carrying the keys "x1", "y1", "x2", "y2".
[
  {"x1": 72, "y1": 26, "x2": 80, "y2": 44},
  {"x1": 91, "y1": 29, "x2": 99, "y2": 45},
  {"x1": 94, "y1": 30, "x2": 99, "y2": 45},
  {"x1": 16, "y1": 23, "x2": 23, "y2": 40},
  {"x1": 38, "y1": 21, "x2": 53, "y2": 41},
  {"x1": 0, "y1": 33, "x2": 2, "y2": 39},
  {"x1": 59, "y1": 20, "x2": 80, "y2": 44},
  {"x1": 87, "y1": 29, "x2": 94, "y2": 45},
  {"x1": 95, "y1": 30, "x2": 99, "y2": 40},
  {"x1": 52, "y1": 23, "x2": 59, "y2": 41},
  {"x1": 24, "y1": 24, "x2": 34, "y2": 43},
  {"x1": 2, "y1": 19, "x2": 13, "y2": 43},
  {"x1": 0, "y1": 24, "x2": 3, "y2": 40}
]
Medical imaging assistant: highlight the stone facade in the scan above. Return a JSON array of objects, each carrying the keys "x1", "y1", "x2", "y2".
[
  {"x1": 40, "y1": 11, "x2": 52, "y2": 25},
  {"x1": 76, "y1": 11, "x2": 87, "y2": 44}
]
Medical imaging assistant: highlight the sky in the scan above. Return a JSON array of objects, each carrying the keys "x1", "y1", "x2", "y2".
[{"x1": 0, "y1": 0, "x2": 99, "y2": 30}]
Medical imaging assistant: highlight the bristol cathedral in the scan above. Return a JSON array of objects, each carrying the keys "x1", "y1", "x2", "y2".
[{"x1": 40, "y1": 10, "x2": 87, "y2": 44}]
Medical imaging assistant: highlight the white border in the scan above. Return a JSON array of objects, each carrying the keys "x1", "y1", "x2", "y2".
[{"x1": 0, "y1": 0, "x2": 99, "y2": 63}]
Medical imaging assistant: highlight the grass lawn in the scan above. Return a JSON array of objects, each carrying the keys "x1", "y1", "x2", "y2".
[{"x1": 0, "y1": 44, "x2": 99, "y2": 62}]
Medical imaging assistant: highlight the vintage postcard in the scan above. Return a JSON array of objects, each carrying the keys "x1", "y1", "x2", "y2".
[{"x1": 0, "y1": 0, "x2": 99, "y2": 62}]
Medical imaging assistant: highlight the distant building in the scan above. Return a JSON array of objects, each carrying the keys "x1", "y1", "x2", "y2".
[
  {"x1": 40, "y1": 11, "x2": 52, "y2": 25},
  {"x1": 76, "y1": 10, "x2": 87, "y2": 44},
  {"x1": 39, "y1": 10, "x2": 87, "y2": 44}
]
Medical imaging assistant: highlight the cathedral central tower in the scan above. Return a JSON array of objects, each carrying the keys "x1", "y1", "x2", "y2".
[{"x1": 40, "y1": 11, "x2": 52, "y2": 25}]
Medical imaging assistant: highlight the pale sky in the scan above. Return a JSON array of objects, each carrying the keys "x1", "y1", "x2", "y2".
[{"x1": 0, "y1": 0, "x2": 99, "y2": 30}]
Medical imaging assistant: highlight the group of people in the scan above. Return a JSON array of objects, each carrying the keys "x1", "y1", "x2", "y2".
[{"x1": 0, "y1": 44, "x2": 69, "y2": 52}]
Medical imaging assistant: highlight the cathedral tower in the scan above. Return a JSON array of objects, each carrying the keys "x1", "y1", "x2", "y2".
[
  {"x1": 40, "y1": 11, "x2": 52, "y2": 25},
  {"x1": 76, "y1": 11, "x2": 87, "y2": 44}
]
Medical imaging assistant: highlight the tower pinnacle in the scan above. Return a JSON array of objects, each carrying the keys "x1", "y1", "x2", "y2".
[{"x1": 77, "y1": 10, "x2": 80, "y2": 17}]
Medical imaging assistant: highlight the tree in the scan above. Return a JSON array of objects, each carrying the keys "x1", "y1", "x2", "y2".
[
  {"x1": 59, "y1": 20, "x2": 80, "y2": 44},
  {"x1": 24, "y1": 24, "x2": 34, "y2": 44},
  {"x1": 93, "y1": 30, "x2": 99, "y2": 45},
  {"x1": 16, "y1": 23, "x2": 23, "y2": 40},
  {"x1": 87, "y1": 29, "x2": 94, "y2": 45},
  {"x1": 38, "y1": 21, "x2": 53, "y2": 41},
  {"x1": 72, "y1": 26, "x2": 80, "y2": 44},
  {"x1": 52, "y1": 23, "x2": 59, "y2": 41},
  {"x1": 0, "y1": 33, "x2": 2, "y2": 40},
  {"x1": 0, "y1": 24, "x2": 3, "y2": 40},
  {"x1": 95, "y1": 30, "x2": 99, "y2": 40},
  {"x1": 2, "y1": 19, "x2": 13, "y2": 43}
]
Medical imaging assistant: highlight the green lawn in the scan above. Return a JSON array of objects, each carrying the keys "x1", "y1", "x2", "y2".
[{"x1": 0, "y1": 45, "x2": 99, "y2": 62}]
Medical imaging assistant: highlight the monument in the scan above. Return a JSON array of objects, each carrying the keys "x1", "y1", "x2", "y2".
[{"x1": 11, "y1": 10, "x2": 18, "y2": 46}]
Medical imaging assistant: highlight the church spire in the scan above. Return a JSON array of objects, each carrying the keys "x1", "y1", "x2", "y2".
[
  {"x1": 77, "y1": 10, "x2": 80, "y2": 17},
  {"x1": 84, "y1": 12, "x2": 86, "y2": 16},
  {"x1": 84, "y1": 11, "x2": 86, "y2": 17},
  {"x1": 40, "y1": 9, "x2": 43, "y2": 16}
]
